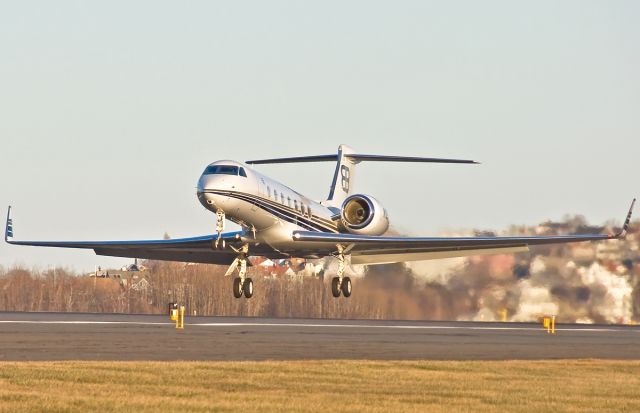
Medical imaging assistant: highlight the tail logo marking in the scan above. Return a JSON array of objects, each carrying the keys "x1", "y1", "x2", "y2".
[{"x1": 341, "y1": 165, "x2": 350, "y2": 193}]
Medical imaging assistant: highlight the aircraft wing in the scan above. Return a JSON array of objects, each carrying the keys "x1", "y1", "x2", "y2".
[
  {"x1": 292, "y1": 199, "x2": 635, "y2": 265},
  {"x1": 4, "y1": 207, "x2": 247, "y2": 265}
]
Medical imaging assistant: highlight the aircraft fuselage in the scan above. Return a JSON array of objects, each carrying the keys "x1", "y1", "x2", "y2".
[{"x1": 196, "y1": 160, "x2": 340, "y2": 254}]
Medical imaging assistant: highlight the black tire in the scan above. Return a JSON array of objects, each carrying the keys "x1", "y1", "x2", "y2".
[
  {"x1": 331, "y1": 277, "x2": 341, "y2": 297},
  {"x1": 341, "y1": 277, "x2": 352, "y2": 297},
  {"x1": 243, "y1": 278, "x2": 253, "y2": 298},
  {"x1": 233, "y1": 277, "x2": 243, "y2": 298}
]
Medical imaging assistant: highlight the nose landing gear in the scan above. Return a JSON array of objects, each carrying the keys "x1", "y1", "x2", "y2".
[{"x1": 214, "y1": 209, "x2": 226, "y2": 249}]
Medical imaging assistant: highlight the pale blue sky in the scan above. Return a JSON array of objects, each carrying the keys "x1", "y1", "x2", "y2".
[{"x1": 1, "y1": 1, "x2": 638, "y2": 271}]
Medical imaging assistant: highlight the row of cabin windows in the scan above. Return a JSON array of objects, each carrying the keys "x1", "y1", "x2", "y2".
[{"x1": 266, "y1": 185, "x2": 310, "y2": 216}]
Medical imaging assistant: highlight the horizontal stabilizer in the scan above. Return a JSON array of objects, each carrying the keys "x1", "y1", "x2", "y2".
[
  {"x1": 247, "y1": 153, "x2": 479, "y2": 165},
  {"x1": 347, "y1": 154, "x2": 478, "y2": 164},
  {"x1": 246, "y1": 155, "x2": 338, "y2": 164}
]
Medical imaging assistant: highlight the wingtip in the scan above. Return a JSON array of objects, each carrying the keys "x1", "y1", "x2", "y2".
[
  {"x1": 5, "y1": 205, "x2": 14, "y2": 242},
  {"x1": 616, "y1": 198, "x2": 635, "y2": 238},
  {"x1": 626, "y1": 198, "x2": 636, "y2": 228}
]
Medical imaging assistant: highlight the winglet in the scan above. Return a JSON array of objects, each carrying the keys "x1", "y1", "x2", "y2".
[
  {"x1": 614, "y1": 198, "x2": 635, "y2": 239},
  {"x1": 5, "y1": 206, "x2": 14, "y2": 242}
]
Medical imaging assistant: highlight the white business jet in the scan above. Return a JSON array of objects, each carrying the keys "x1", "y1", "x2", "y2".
[{"x1": 5, "y1": 145, "x2": 635, "y2": 299}]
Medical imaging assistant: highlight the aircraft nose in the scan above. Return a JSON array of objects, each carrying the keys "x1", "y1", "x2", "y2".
[
  {"x1": 197, "y1": 174, "x2": 207, "y2": 192},
  {"x1": 197, "y1": 174, "x2": 229, "y2": 210},
  {"x1": 197, "y1": 174, "x2": 219, "y2": 192}
]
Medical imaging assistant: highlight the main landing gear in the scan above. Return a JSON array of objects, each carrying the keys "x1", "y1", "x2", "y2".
[
  {"x1": 331, "y1": 245, "x2": 352, "y2": 298},
  {"x1": 331, "y1": 276, "x2": 351, "y2": 298},
  {"x1": 233, "y1": 276, "x2": 253, "y2": 299},
  {"x1": 225, "y1": 243, "x2": 253, "y2": 299}
]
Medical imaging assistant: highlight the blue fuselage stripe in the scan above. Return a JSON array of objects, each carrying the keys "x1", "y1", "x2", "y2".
[{"x1": 204, "y1": 190, "x2": 339, "y2": 233}]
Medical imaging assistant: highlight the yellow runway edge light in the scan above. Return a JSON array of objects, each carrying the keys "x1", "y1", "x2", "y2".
[
  {"x1": 176, "y1": 305, "x2": 185, "y2": 329},
  {"x1": 542, "y1": 316, "x2": 556, "y2": 334}
]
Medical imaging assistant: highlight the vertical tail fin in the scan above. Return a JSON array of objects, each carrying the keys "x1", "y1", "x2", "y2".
[{"x1": 325, "y1": 145, "x2": 357, "y2": 207}]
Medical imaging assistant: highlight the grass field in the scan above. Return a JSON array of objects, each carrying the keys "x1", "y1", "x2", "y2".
[{"x1": 1, "y1": 360, "x2": 639, "y2": 413}]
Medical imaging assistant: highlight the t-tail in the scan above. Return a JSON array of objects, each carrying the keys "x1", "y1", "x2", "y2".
[{"x1": 246, "y1": 144, "x2": 479, "y2": 207}]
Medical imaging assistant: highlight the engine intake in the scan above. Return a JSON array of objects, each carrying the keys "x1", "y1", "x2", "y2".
[{"x1": 340, "y1": 194, "x2": 389, "y2": 235}]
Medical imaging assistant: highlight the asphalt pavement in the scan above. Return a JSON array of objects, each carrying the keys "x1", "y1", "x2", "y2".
[{"x1": 0, "y1": 312, "x2": 638, "y2": 361}]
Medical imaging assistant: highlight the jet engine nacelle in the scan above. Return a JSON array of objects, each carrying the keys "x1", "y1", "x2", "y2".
[{"x1": 340, "y1": 194, "x2": 389, "y2": 235}]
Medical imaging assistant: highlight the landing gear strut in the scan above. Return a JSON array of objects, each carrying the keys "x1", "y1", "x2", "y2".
[
  {"x1": 226, "y1": 243, "x2": 253, "y2": 298},
  {"x1": 331, "y1": 244, "x2": 352, "y2": 298},
  {"x1": 214, "y1": 209, "x2": 226, "y2": 249}
]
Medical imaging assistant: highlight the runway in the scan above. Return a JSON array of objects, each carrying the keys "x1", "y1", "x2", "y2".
[{"x1": 0, "y1": 312, "x2": 638, "y2": 361}]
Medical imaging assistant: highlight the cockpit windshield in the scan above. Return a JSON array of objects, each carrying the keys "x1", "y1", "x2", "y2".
[{"x1": 203, "y1": 165, "x2": 247, "y2": 177}]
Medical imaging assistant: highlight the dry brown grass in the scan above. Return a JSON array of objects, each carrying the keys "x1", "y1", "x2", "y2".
[{"x1": 0, "y1": 360, "x2": 639, "y2": 413}]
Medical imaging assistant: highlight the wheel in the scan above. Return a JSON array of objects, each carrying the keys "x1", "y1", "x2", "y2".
[
  {"x1": 341, "y1": 277, "x2": 352, "y2": 297},
  {"x1": 331, "y1": 277, "x2": 341, "y2": 297},
  {"x1": 233, "y1": 277, "x2": 243, "y2": 298},
  {"x1": 243, "y1": 278, "x2": 253, "y2": 298}
]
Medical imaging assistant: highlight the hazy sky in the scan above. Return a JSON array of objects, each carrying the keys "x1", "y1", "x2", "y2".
[{"x1": 1, "y1": 1, "x2": 638, "y2": 271}]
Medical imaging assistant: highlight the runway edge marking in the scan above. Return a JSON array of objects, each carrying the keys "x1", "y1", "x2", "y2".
[{"x1": 0, "y1": 320, "x2": 635, "y2": 333}]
